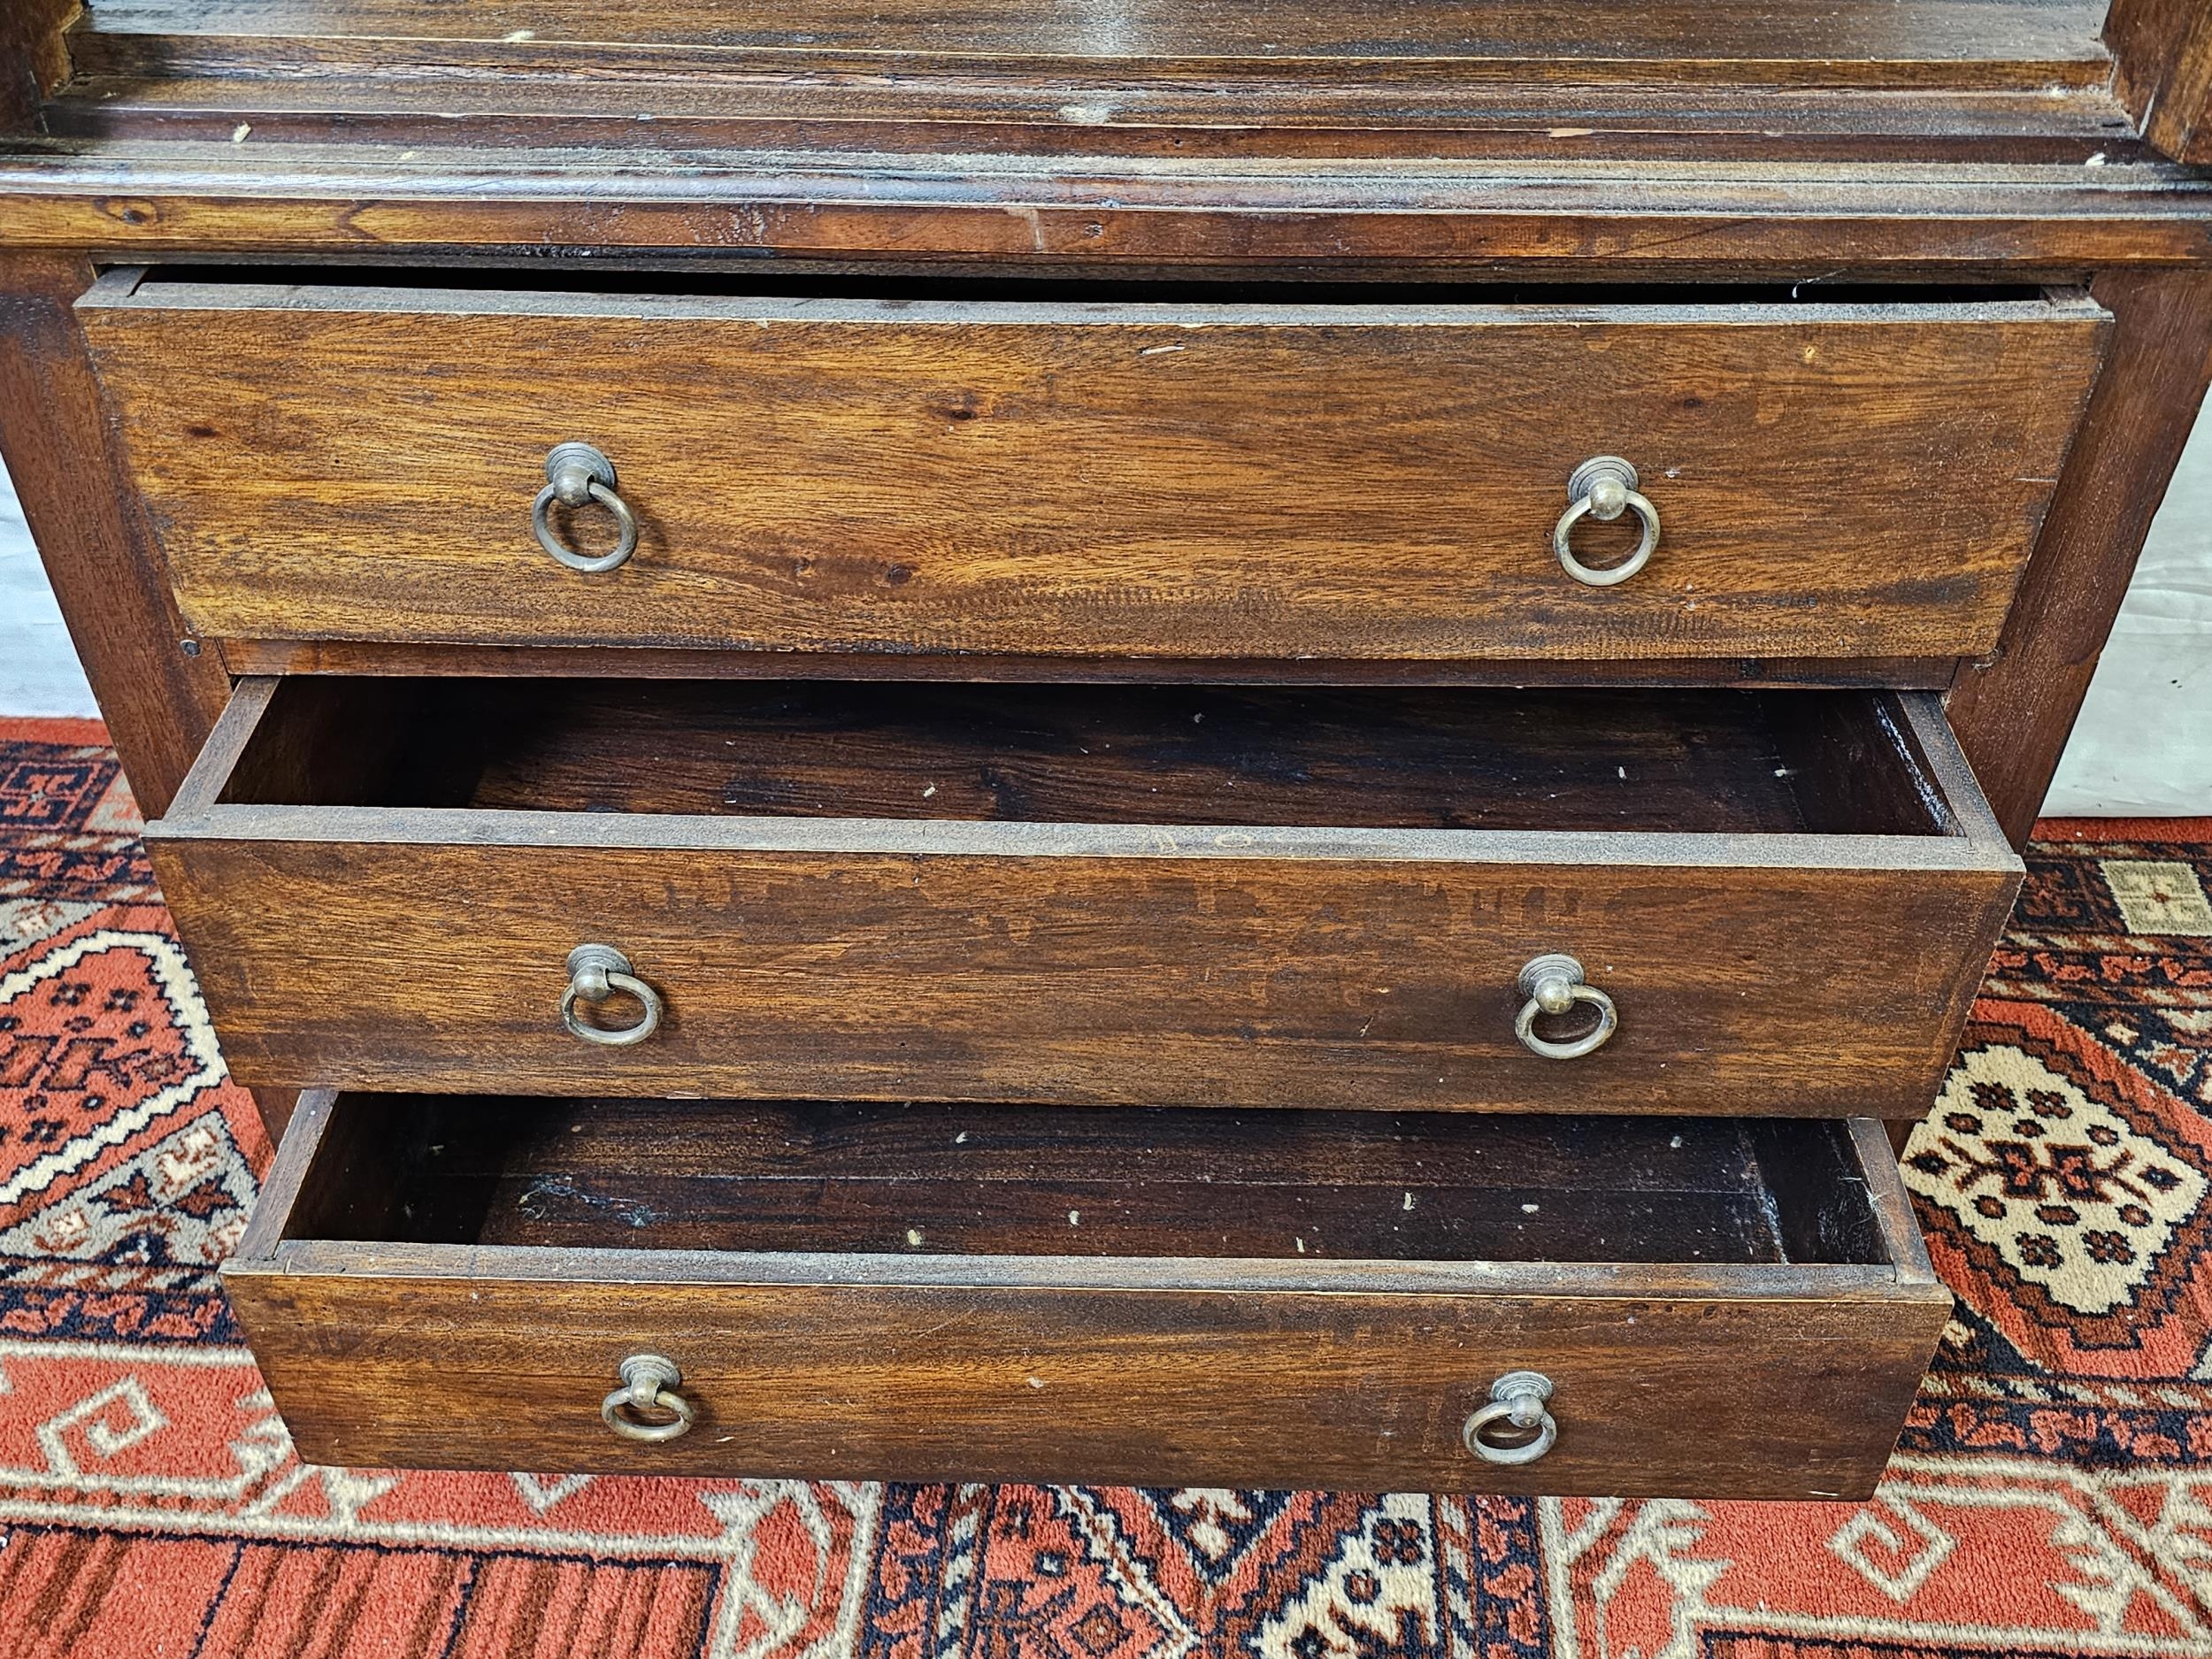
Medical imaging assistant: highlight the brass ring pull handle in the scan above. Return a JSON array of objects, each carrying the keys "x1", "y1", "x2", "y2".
[
  {"x1": 1463, "y1": 1371, "x2": 1557, "y2": 1465},
  {"x1": 1552, "y1": 456, "x2": 1659, "y2": 588},
  {"x1": 1514, "y1": 953, "x2": 1617, "y2": 1061},
  {"x1": 533, "y1": 442, "x2": 639, "y2": 573},
  {"x1": 560, "y1": 944, "x2": 664, "y2": 1047},
  {"x1": 601, "y1": 1354, "x2": 695, "y2": 1443}
]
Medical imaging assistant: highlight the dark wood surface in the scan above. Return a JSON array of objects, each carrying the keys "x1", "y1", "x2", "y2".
[
  {"x1": 221, "y1": 678, "x2": 1955, "y2": 836},
  {"x1": 67, "y1": 0, "x2": 2111, "y2": 77},
  {"x1": 80, "y1": 277, "x2": 2108, "y2": 663},
  {"x1": 1947, "y1": 265, "x2": 2212, "y2": 843},
  {"x1": 148, "y1": 680, "x2": 2017, "y2": 1117},
  {"x1": 2108, "y1": 0, "x2": 2212, "y2": 164},
  {"x1": 45, "y1": 0, "x2": 2124, "y2": 163},
  {"x1": 0, "y1": 4, "x2": 2200, "y2": 267},
  {"x1": 37, "y1": 2, "x2": 2133, "y2": 168},
  {"x1": 0, "y1": 251, "x2": 230, "y2": 818},
  {"x1": 9, "y1": 148, "x2": 2212, "y2": 269},
  {"x1": 216, "y1": 638, "x2": 1962, "y2": 690},
  {"x1": 38, "y1": 77, "x2": 2143, "y2": 167},
  {"x1": 9, "y1": 0, "x2": 2208, "y2": 1492},
  {"x1": 0, "y1": 0, "x2": 73, "y2": 134},
  {"x1": 303, "y1": 1095, "x2": 1892, "y2": 1266},
  {"x1": 220, "y1": 1090, "x2": 1947, "y2": 1494},
  {"x1": 46, "y1": 2, "x2": 2128, "y2": 164}
]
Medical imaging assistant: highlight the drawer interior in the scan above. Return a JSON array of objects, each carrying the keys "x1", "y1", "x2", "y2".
[
  {"x1": 212, "y1": 679, "x2": 1959, "y2": 836},
  {"x1": 280, "y1": 1095, "x2": 1903, "y2": 1270}
]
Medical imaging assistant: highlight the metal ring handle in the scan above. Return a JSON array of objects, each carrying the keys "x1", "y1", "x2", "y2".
[
  {"x1": 601, "y1": 1353, "x2": 695, "y2": 1443},
  {"x1": 1514, "y1": 952, "x2": 1617, "y2": 1061},
  {"x1": 1463, "y1": 1371, "x2": 1557, "y2": 1466},
  {"x1": 533, "y1": 442, "x2": 639, "y2": 573},
  {"x1": 561, "y1": 943, "x2": 664, "y2": 1047},
  {"x1": 1552, "y1": 456, "x2": 1659, "y2": 588}
]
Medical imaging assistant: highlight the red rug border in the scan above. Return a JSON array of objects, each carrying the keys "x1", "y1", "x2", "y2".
[
  {"x1": 2033, "y1": 815, "x2": 2212, "y2": 841},
  {"x1": 0, "y1": 716, "x2": 110, "y2": 745}
]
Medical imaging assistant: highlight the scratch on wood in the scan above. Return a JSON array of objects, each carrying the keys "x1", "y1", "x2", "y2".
[{"x1": 1003, "y1": 204, "x2": 1047, "y2": 253}]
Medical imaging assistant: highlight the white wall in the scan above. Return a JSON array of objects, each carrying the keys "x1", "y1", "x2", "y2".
[
  {"x1": 2043, "y1": 406, "x2": 2212, "y2": 816},
  {"x1": 0, "y1": 438, "x2": 2207, "y2": 815},
  {"x1": 0, "y1": 455, "x2": 96, "y2": 717}
]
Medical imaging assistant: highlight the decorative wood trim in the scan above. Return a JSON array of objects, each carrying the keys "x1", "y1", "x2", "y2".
[
  {"x1": 66, "y1": 0, "x2": 2116, "y2": 89},
  {"x1": 5, "y1": 151, "x2": 2212, "y2": 267},
  {"x1": 2107, "y1": 0, "x2": 2212, "y2": 164},
  {"x1": 214, "y1": 638, "x2": 1960, "y2": 691},
  {"x1": 1946, "y1": 265, "x2": 2212, "y2": 844}
]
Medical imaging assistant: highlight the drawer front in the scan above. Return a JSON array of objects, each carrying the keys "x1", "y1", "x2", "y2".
[
  {"x1": 223, "y1": 1094, "x2": 1950, "y2": 1497},
  {"x1": 156, "y1": 837, "x2": 2010, "y2": 1117},
  {"x1": 235, "y1": 1267, "x2": 1939, "y2": 1494},
  {"x1": 81, "y1": 275, "x2": 2108, "y2": 662},
  {"x1": 145, "y1": 680, "x2": 2020, "y2": 1118}
]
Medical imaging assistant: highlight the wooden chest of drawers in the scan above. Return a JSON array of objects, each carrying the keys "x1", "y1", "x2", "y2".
[{"x1": 7, "y1": 0, "x2": 2212, "y2": 1500}]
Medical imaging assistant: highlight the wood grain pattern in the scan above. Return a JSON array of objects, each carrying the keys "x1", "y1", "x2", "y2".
[
  {"x1": 2108, "y1": 0, "x2": 2212, "y2": 165},
  {"x1": 38, "y1": 74, "x2": 2141, "y2": 167},
  {"x1": 146, "y1": 680, "x2": 2018, "y2": 1117},
  {"x1": 0, "y1": 0, "x2": 76, "y2": 133},
  {"x1": 35, "y1": 2, "x2": 2133, "y2": 168},
  {"x1": 214, "y1": 637, "x2": 1961, "y2": 690},
  {"x1": 10, "y1": 150, "x2": 2212, "y2": 268},
  {"x1": 81, "y1": 280, "x2": 2108, "y2": 663},
  {"x1": 21, "y1": 0, "x2": 2143, "y2": 166},
  {"x1": 1947, "y1": 266, "x2": 2212, "y2": 843},
  {"x1": 221, "y1": 1091, "x2": 1948, "y2": 1494}
]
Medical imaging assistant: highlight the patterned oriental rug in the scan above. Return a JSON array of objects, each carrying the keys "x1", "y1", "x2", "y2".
[{"x1": 1, "y1": 715, "x2": 2209, "y2": 1658}]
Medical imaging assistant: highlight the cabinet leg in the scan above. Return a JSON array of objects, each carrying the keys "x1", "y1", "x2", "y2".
[
  {"x1": 1947, "y1": 268, "x2": 2212, "y2": 845},
  {"x1": 249, "y1": 1087, "x2": 298, "y2": 1150},
  {"x1": 0, "y1": 252, "x2": 232, "y2": 818}
]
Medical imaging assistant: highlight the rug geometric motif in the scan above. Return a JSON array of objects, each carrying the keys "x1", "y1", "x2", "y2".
[{"x1": 1, "y1": 722, "x2": 2208, "y2": 1655}]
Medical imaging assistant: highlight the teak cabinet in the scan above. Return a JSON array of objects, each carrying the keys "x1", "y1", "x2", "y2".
[{"x1": 6, "y1": 0, "x2": 2212, "y2": 1499}]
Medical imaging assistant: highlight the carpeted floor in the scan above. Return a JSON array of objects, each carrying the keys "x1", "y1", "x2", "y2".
[{"x1": 2, "y1": 716, "x2": 2210, "y2": 1657}]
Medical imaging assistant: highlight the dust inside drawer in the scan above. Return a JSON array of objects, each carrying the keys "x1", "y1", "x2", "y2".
[
  {"x1": 293, "y1": 1095, "x2": 1900, "y2": 1267},
  {"x1": 204, "y1": 676, "x2": 1966, "y2": 837}
]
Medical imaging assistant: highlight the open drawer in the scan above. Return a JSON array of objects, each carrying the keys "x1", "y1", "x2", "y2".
[
  {"x1": 145, "y1": 677, "x2": 2020, "y2": 1115},
  {"x1": 225, "y1": 1092, "x2": 1951, "y2": 1495}
]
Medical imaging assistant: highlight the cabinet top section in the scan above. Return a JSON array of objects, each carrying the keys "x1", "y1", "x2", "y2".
[
  {"x1": 5, "y1": 0, "x2": 2212, "y2": 266},
  {"x1": 63, "y1": 0, "x2": 2118, "y2": 78},
  {"x1": 19, "y1": 0, "x2": 2153, "y2": 156}
]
